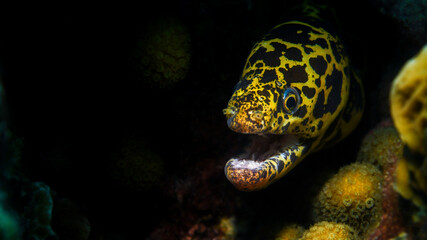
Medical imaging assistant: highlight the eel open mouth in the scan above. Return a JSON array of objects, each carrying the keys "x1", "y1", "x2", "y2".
[{"x1": 225, "y1": 133, "x2": 300, "y2": 191}]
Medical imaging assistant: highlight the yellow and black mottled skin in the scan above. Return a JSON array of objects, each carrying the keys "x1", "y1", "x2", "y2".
[{"x1": 223, "y1": 15, "x2": 364, "y2": 191}]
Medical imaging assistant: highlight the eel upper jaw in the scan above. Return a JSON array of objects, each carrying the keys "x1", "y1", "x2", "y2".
[{"x1": 225, "y1": 133, "x2": 300, "y2": 191}]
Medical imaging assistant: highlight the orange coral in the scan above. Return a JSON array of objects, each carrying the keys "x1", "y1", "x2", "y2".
[
  {"x1": 314, "y1": 162, "x2": 383, "y2": 236},
  {"x1": 300, "y1": 221, "x2": 358, "y2": 240},
  {"x1": 356, "y1": 122, "x2": 403, "y2": 170}
]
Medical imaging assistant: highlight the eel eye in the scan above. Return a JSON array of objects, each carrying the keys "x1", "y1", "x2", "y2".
[{"x1": 283, "y1": 87, "x2": 301, "y2": 114}]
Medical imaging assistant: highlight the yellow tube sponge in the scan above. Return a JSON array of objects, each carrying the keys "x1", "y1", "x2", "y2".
[
  {"x1": 275, "y1": 224, "x2": 305, "y2": 240},
  {"x1": 136, "y1": 17, "x2": 191, "y2": 88},
  {"x1": 394, "y1": 155, "x2": 427, "y2": 209},
  {"x1": 314, "y1": 163, "x2": 383, "y2": 236},
  {"x1": 300, "y1": 221, "x2": 359, "y2": 240},
  {"x1": 390, "y1": 44, "x2": 427, "y2": 155}
]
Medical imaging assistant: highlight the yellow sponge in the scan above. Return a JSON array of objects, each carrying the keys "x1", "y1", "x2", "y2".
[{"x1": 390, "y1": 45, "x2": 427, "y2": 155}]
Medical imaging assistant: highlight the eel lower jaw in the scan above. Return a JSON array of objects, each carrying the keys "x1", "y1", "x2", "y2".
[{"x1": 225, "y1": 134, "x2": 300, "y2": 191}]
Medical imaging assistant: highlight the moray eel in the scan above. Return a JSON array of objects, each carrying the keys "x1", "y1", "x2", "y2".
[{"x1": 223, "y1": 14, "x2": 364, "y2": 191}]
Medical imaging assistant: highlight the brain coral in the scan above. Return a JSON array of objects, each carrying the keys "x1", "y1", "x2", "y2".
[
  {"x1": 313, "y1": 162, "x2": 383, "y2": 236},
  {"x1": 135, "y1": 17, "x2": 191, "y2": 88},
  {"x1": 275, "y1": 223, "x2": 305, "y2": 240},
  {"x1": 300, "y1": 221, "x2": 358, "y2": 240},
  {"x1": 390, "y1": 44, "x2": 427, "y2": 155}
]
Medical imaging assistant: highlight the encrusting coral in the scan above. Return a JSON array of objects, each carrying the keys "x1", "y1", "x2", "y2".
[
  {"x1": 135, "y1": 17, "x2": 191, "y2": 88},
  {"x1": 357, "y1": 122, "x2": 426, "y2": 209},
  {"x1": 313, "y1": 162, "x2": 383, "y2": 236},
  {"x1": 390, "y1": 44, "x2": 427, "y2": 155},
  {"x1": 274, "y1": 223, "x2": 305, "y2": 240},
  {"x1": 356, "y1": 123, "x2": 407, "y2": 239},
  {"x1": 356, "y1": 122, "x2": 403, "y2": 171},
  {"x1": 299, "y1": 221, "x2": 359, "y2": 240}
]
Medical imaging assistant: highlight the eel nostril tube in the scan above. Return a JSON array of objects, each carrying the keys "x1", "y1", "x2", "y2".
[
  {"x1": 223, "y1": 107, "x2": 237, "y2": 117},
  {"x1": 251, "y1": 111, "x2": 264, "y2": 121}
]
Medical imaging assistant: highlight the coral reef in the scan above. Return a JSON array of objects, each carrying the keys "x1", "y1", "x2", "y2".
[
  {"x1": 274, "y1": 223, "x2": 305, "y2": 240},
  {"x1": 355, "y1": 122, "x2": 427, "y2": 239},
  {"x1": 148, "y1": 157, "x2": 236, "y2": 240},
  {"x1": 368, "y1": 160, "x2": 407, "y2": 239},
  {"x1": 313, "y1": 162, "x2": 383, "y2": 236},
  {"x1": 23, "y1": 181, "x2": 57, "y2": 240},
  {"x1": 0, "y1": 196, "x2": 20, "y2": 240},
  {"x1": 18, "y1": 180, "x2": 91, "y2": 240},
  {"x1": 356, "y1": 123, "x2": 407, "y2": 239},
  {"x1": 134, "y1": 17, "x2": 191, "y2": 88},
  {"x1": 0, "y1": 81, "x2": 19, "y2": 240},
  {"x1": 300, "y1": 221, "x2": 358, "y2": 240},
  {"x1": 109, "y1": 137, "x2": 164, "y2": 192},
  {"x1": 52, "y1": 198, "x2": 91, "y2": 240},
  {"x1": 356, "y1": 121, "x2": 403, "y2": 170},
  {"x1": 390, "y1": 45, "x2": 427, "y2": 155}
]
